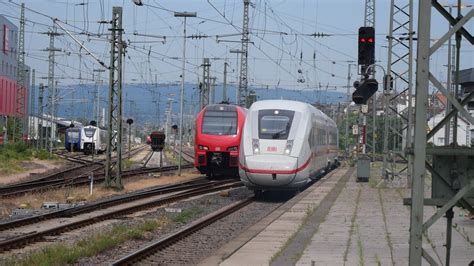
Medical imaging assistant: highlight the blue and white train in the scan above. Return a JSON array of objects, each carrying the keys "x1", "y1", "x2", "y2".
[
  {"x1": 239, "y1": 100, "x2": 339, "y2": 193},
  {"x1": 81, "y1": 125, "x2": 108, "y2": 154},
  {"x1": 65, "y1": 127, "x2": 82, "y2": 152}
]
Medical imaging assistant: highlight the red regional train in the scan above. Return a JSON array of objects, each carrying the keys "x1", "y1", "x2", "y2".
[{"x1": 195, "y1": 104, "x2": 247, "y2": 178}]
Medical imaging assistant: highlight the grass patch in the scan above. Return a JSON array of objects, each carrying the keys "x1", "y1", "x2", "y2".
[
  {"x1": 0, "y1": 144, "x2": 59, "y2": 175},
  {"x1": 375, "y1": 254, "x2": 381, "y2": 266},
  {"x1": 270, "y1": 202, "x2": 320, "y2": 263},
  {"x1": 356, "y1": 224, "x2": 365, "y2": 266},
  {"x1": 122, "y1": 159, "x2": 134, "y2": 170},
  {"x1": 171, "y1": 206, "x2": 204, "y2": 224},
  {"x1": 4, "y1": 219, "x2": 161, "y2": 266},
  {"x1": 34, "y1": 149, "x2": 59, "y2": 160},
  {"x1": 453, "y1": 222, "x2": 474, "y2": 246},
  {"x1": 377, "y1": 189, "x2": 394, "y2": 265},
  {"x1": 343, "y1": 187, "x2": 362, "y2": 265}
]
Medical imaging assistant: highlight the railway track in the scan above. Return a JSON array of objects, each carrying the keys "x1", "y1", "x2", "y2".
[
  {"x1": 0, "y1": 145, "x2": 148, "y2": 198},
  {"x1": 109, "y1": 165, "x2": 342, "y2": 265},
  {"x1": 142, "y1": 150, "x2": 156, "y2": 167},
  {"x1": 112, "y1": 197, "x2": 254, "y2": 265},
  {"x1": 170, "y1": 146, "x2": 195, "y2": 164},
  {"x1": 0, "y1": 163, "x2": 194, "y2": 198},
  {"x1": 0, "y1": 179, "x2": 243, "y2": 252}
]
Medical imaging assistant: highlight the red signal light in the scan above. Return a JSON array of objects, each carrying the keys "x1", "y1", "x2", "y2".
[
  {"x1": 368, "y1": 37, "x2": 374, "y2": 43},
  {"x1": 360, "y1": 38, "x2": 366, "y2": 43}
]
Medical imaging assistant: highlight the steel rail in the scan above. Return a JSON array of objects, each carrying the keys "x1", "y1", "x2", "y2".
[
  {"x1": 0, "y1": 181, "x2": 242, "y2": 252},
  {"x1": 112, "y1": 197, "x2": 254, "y2": 265}
]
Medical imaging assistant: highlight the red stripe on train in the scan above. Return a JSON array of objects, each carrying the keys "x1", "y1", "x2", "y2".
[{"x1": 240, "y1": 156, "x2": 312, "y2": 175}]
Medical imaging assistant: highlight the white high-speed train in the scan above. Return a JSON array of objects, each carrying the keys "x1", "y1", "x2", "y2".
[{"x1": 239, "y1": 100, "x2": 339, "y2": 192}]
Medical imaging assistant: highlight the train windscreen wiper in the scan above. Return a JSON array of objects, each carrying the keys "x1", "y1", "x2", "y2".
[{"x1": 271, "y1": 128, "x2": 287, "y2": 139}]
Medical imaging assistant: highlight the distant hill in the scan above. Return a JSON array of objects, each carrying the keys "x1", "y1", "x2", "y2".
[{"x1": 34, "y1": 83, "x2": 345, "y2": 125}]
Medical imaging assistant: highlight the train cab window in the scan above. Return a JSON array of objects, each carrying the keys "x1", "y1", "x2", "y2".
[
  {"x1": 202, "y1": 110, "x2": 238, "y2": 135},
  {"x1": 258, "y1": 110, "x2": 295, "y2": 140},
  {"x1": 68, "y1": 129, "x2": 80, "y2": 141},
  {"x1": 84, "y1": 128, "x2": 96, "y2": 138}
]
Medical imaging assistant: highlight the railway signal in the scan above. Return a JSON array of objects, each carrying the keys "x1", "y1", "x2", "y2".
[
  {"x1": 358, "y1": 27, "x2": 375, "y2": 66},
  {"x1": 352, "y1": 78, "x2": 378, "y2": 105}
]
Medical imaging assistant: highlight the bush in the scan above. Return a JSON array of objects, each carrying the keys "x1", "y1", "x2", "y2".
[{"x1": 0, "y1": 142, "x2": 33, "y2": 161}]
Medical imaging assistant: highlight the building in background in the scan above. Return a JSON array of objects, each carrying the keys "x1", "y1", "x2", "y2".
[
  {"x1": 458, "y1": 68, "x2": 474, "y2": 146},
  {"x1": 0, "y1": 14, "x2": 30, "y2": 144}
]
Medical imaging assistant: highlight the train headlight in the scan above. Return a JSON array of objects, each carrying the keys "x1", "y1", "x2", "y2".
[
  {"x1": 227, "y1": 146, "x2": 238, "y2": 151},
  {"x1": 198, "y1": 145, "x2": 209, "y2": 150},
  {"x1": 252, "y1": 139, "x2": 260, "y2": 154},
  {"x1": 284, "y1": 140, "x2": 294, "y2": 155}
]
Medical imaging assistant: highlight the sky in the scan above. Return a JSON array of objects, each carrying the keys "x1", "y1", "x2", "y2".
[{"x1": 0, "y1": 0, "x2": 473, "y2": 97}]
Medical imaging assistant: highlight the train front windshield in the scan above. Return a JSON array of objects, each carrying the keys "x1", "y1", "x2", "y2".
[
  {"x1": 202, "y1": 110, "x2": 237, "y2": 135},
  {"x1": 84, "y1": 128, "x2": 96, "y2": 138},
  {"x1": 67, "y1": 130, "x2": 80, "y2": 142},
  {"x1": 258, "y1": 110, "x2": 295, "y2": 140}
]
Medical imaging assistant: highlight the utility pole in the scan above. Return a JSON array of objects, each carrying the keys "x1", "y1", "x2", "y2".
[
  {"x1": 174, "y1": 11, "x2": 196, "y2": 176},
  {"x1": 382, "y1": 0, "x2": 414, "y2": 185},
  {"x1": 46, "y1": 24, "x2": 61, "y2": 156},
  {"x1": 200, "y1": 58, "x2": 211, "y2": 109},
  {"x1": 105, "y1": 6, "x2": 124, "y2": 189},
  {"x1": 14, "y1": 3, "x2": 26, "y2": 143},
  {"x1": 93, "y1": 69, "x2": 105, "y2": 125},
  {"x1": 37, "y1": 83, "x2": 44, "y2": 150},
  {"x1": 210, "y1": 77, "x2": 217, "y2": 105},
  {"x1": 230, "y1": 49, "x2": 243, "y2": 104},
  {"x1": 165, "y1": 96, "x2": 173, "y2": 145},
  {"x1": 345, "y1": 63, "x2": 355, "y2": 157},
  {"x1": 29, "y1": 69, "x2": 35, "y2": 147},
  {"x1": 238, "y1": 0, "x2": 250, "y2": 107},
  {"x1": 223, "y1": 62, "x2": 228, "y2": 102}
]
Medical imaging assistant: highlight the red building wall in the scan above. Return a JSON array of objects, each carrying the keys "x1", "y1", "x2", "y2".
[{"x1": 0, "y1": 76, "x2": 27, "y2": 117}]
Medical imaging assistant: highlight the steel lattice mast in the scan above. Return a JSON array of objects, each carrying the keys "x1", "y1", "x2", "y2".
[
  {"x1": 105, "y1": 6, "x2": 124, "y2": 189},
  {"x1": 29, "y1": 69, "x2": 35, "y2": 146},
  {"x1": 409, "y1": 1, "x2": 474, "y2": 264},
  {"x1": 200, "y1": 58, "x2": 210, "y2": 109},
  {"x1": 359, "y1": 0, "x2": 375, "y2": 158},
  {"x1": 46, "y1": 24, "x2": 61, "y2": 155},
  {"x1": 14, "y1": 3, "x2": 26, "y2": 142},
  {"x1": 382, "y1": 0, "x2": 414, "y2": 185},
  {"x1": 238, "y1": 0, "x2": 250, "y2": 107},
  {"x1": 37, "y1": 83, "x2": 44, "y2": 150}
]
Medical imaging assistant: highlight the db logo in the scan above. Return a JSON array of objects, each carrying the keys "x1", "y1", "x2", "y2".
[{"x1": 267, "y1": 146, "x2": 277, "y2": 152}]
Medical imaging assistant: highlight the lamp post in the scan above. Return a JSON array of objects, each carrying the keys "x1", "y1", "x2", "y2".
[{"x1": 175, "y1": 11, "x2": 196, "y2": 176}]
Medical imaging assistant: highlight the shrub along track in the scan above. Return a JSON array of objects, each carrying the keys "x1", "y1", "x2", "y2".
[{"x1": 0, "y1": 179, "x2": 242, "y2": 252}]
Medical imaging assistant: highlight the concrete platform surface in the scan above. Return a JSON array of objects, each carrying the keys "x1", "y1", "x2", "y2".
[
  {"x1": 211, "y1": 163, "x2": 474, "y2": 266},
  {"x1": 219, "y1": 167, "x2": 350, "y2": 266}
]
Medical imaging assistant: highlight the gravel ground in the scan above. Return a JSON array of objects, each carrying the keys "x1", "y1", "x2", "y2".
[
  {"x1": 76, "y1": 188, "x2": 288, "y2": 265},
  {"x1": 73, "y1": 187, "x2": 251, "y2": 264},
  {"x1": 139, "y1": 198, "x2": 285, "y2": 265},
  {"x1": 1, "y1": 180, "x2": 292, "y2": 265}
]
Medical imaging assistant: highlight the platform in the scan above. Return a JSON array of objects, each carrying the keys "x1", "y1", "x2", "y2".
[{"x1": 203, "y1": 164, "x2": 474, "y2": 265}]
